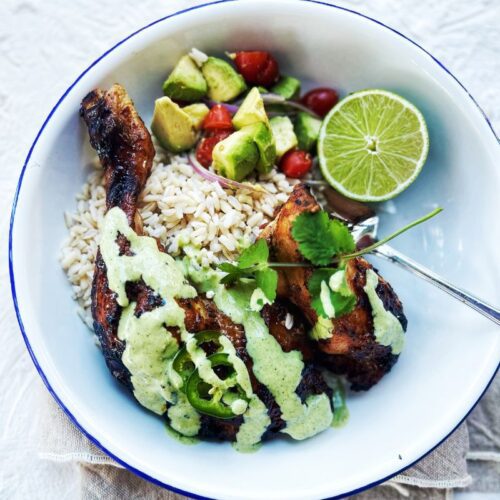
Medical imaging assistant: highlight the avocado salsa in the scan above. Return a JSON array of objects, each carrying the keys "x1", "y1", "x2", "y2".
[{"x1": 152, "y1": 48, "x2": 325, "y2": 181}]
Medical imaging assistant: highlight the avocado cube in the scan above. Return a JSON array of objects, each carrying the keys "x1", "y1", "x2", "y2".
[
  {"x1": 162, "y1": 55, "x2": 207, "y2": 102},
  {"x1": 182, "y1": 103, "x2": 210, "y2": 130},
  {"x1": 294, "y1": 112, "x2": 322, "y2": 151},
  {"x1": 241, "y1": 122, "x2": 276, "y2": 174},
  {"x1": 271, "y1": 76, "x2": 301, "y2": 100},
  {"x1": 151, "y1": 97, "x2": 198, "y2": 153},
  {"x1": 212, "y1": 130, "x2": 259, "y2": 181},
  {"x1": 232, "y1": 87, "x2": 269, "y2": 129},
  {"x1": 202, "y1": 57, "x2": 247, "y2": 102},
  {"x1": 269, "y1": 116, "x2": 298, "y2": 158}
]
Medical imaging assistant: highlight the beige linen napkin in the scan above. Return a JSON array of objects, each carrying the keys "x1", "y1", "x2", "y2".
[{"x1": 37, "y1": 374, "x2": 500, "y2": 499}]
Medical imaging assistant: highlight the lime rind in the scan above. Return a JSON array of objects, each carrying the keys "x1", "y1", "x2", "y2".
[{"x1": 318, "y1": 89, "x2": 429, "y2": 202}]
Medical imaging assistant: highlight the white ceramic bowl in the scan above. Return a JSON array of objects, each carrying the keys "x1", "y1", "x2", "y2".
[{"x1": 9, "y1": 1, "x2": 500, "y2": 498}]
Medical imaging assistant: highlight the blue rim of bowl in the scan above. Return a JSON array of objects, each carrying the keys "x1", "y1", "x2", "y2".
[{"x1": 8, "y1": 0, "x2": 500, "y2": 498}]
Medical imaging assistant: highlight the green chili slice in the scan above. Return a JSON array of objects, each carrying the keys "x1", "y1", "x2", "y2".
[
  {"x1": 172, "y1": 347, "x2": 195, "y2": 387},
  {"x1": 172, "y1": 330, "x2": 224, "y2": 390},
  {"x1": 186, "y1": 353, "x2": 247, "y2": 419}
]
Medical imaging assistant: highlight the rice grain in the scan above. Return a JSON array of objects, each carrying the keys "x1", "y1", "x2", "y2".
[{"x1": 60, "y1": 149, "x2": 297, "y2": 319}]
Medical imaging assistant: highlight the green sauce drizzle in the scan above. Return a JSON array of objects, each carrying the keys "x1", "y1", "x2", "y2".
[
  {"x1": 322, "y1": 371, "x2": 349, "y2": 428},
  {"x1": 100, "y1": 213, "x2": 335, "y2": 449},
  {"x1": 212, "y1": 283, "x2": 333, "y2": 441},
  {"x1": 165, "y1": 423, "x2": 200, "y2": 445},
  {"x1": 100, "y1": 208, "x2": 200, "y2": 435},
  {"x1": 187, "y1": 262, "x2": 334, "y2": 445},
  {"x1": 100, "y1": 208, "x2": 196, "y2": 308},
  {"x1": 310, "y1": 316, "x2": 334, "y2": 340},
  {"x1": 364, "y1": 269, "x2": 405, "y2": 355},
  {"x1": 234, "y1": 395, "x2": 271, "y2": 453},
  {"x1": 167, "y1": 392, "x2": 201, "y2": 437}
]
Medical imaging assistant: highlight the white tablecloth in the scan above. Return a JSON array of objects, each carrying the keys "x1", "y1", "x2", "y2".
[{"x1": 0, "y1": 1, "x2": 498, "y2": 498}]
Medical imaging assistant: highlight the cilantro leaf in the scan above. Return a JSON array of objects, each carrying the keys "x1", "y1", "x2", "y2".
[
  {"x1": 308, "y1": 268, "x2": 356, "y2": 319},
  {"x1": 218, "y1": 240, "x2": 268, "y2": 283},
  {"x1": 255, "y1": 268, "x2": 278, "y2": 302},
  {"x1": 331, "y1": 293, "x2": 356, "y2": 318},
  {"x1": 218, "y1": 262, "x2": 240, "y2": 274},
  {"x1": 220, "y1": 270, "x2": 243, "y2": 285},
  {"x1": 217, "y1": 240, "x2": 277, "y2": 304},
  {"x1": 238, "y1": 239, "x2": 268, "y2": 269},
  {"x1": 291, "y1": 211, "x2": 355, "y2": 266}
]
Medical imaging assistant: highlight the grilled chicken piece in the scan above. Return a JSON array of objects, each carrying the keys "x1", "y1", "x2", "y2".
[
  {"x1": 80, "y1": 84, "x2": 155, "y2": 226},
  {"x1": 82, "y1": 86, "x2": 329, "y2": 441},
  {"x1": 260, "y1": 184, "x2": 407, "y2": 390},
  {"x1": 81, "y1": 84, "x2": 155, "y2": 385},
  {"x1": 317, "y1": 258, "x2": 407, "y2": 390},
  {"x1": 259, "y1": 184, "x2": 319, "y2": 327}
]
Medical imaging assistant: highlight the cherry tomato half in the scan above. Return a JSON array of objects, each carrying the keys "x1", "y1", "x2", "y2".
[
  {"x1": 300, "y1": 87, "x2": 339, "y2": 117},
  {"x1": 202, "y1": 104, "x2": 233, "y2": 131},
  {"x1": 234, "y1": 51, "x2": 280, "y2": 87},
  {"x1": 279, "y1": 150, "x2": 313, "y2": 178},
  {"x1": 195, "y1": 130, "x2": 233, "y2": 167}
]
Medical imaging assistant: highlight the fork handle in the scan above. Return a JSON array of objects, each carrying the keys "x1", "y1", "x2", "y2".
[{"x1": 372, "y1": 245, "x2": 500, "y2": 326}]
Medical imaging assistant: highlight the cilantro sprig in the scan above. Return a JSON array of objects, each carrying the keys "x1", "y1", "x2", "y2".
[
  {"x1": 291, "y1": 207, "x2": 443, "y2": 266},
  {"x1": 291, "y1": 211, "x2": 355, "y2": 266},
  {"x1": 219, "y1": 239, "x2": 278, "y2": 303},
  {"x1": 218, "y1": 207, "x2": 442, "y2": 319}
]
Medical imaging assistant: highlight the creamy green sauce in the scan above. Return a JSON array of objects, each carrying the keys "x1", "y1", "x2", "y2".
[
  {"x1": 313, "y1": 269, "x2": 352, "y2": 339},
  {"x1": 322, "y1": 371, "x2": 350, "y2": 428},
  {"x1": 167, "y1": 391, "x2": 201, "y2": 437},
  {"x1": 310, "y1": 316, "x2": 334, "y2": 341},
  {"x1": 187, "y1": 264, "x2": 333, "y2": 444},
  {"x1": 100, "y1": 208, "x2": 197, "y2": 308},
  {"x1": 329, "y1": 269, "x2": 349, "y2": 295},
  {"x1": 100, "y1": 211, "x2": 334, "y2": 448},
  {"x1": 234, "y1": 395, "x2": 271, "y2": 453},
  {"x1": 250, "y1": 287, "x2": 271, "y2": 312},
  {"x1": 320, "y1": 280, "x2": 336, "y2": 318},
  {"x1": 364, "y1": 269, "x2": 405, "y2": 355},
  {"x1": 219, "y1": 335, "x2": 253, "y2": 398},
  {"x1": 165, "y1": 423, "x2": 200, "y2": 445},
  {"x1": 183, "y1": 333, "x2": 250, "y2": 415},
  {"x1": 210, "y1": 282, "x2": 333, "y2": 441},
  {"x1": 118, "y1": 305, "x2": 179, "y2": 414},
  {"x1": 100, "y1": 208, "x2": 200, "y2": 435}
]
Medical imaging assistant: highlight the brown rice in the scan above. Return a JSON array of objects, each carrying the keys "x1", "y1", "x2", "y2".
[{"x1": 60, "y1": 146, "x2": 297, "y2": 323}]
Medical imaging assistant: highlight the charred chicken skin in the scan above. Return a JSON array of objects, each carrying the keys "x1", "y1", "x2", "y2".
[
  {"x1": 81, "y1": 85, "x2": 329, "y2": 441},
  {"x1": 260, "y1": 184, "x2": 407, "y2": 390}
]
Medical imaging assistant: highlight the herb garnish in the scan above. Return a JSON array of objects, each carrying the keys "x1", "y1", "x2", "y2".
[
  {"x1": 219, "y1": 239, "x2": 278, "y2": 303},
  {"x1": 291, "y1": 211, "x2": 355, "y2": 266},
  {"x1": 218, "y1": 207, "x2": 442, "y2": 319},
  {"x1": 308, "y1": 268, "x2": 356, "y2": 319}
]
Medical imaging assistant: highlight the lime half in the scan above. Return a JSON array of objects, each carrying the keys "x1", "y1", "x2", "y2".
[{"x1": 318, "y1": 89, "x2": 429, "y2": 201}]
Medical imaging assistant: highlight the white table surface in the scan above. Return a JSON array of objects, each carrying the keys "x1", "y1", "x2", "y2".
[{"x1": 0, "y1": 0, "x2": 498, "y2": 498}]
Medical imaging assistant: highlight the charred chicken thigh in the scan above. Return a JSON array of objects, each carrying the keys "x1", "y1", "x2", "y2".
[{"x1": 260, "y1": 184, "x2": 407, "y2": 390}]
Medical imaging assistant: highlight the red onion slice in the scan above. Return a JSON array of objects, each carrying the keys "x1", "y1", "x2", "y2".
[
  {"x1": 203, "y1": 100, "x2": 239, "y2": 114},
  {"x1": 204, "y1": 94, "x2": 321, "y2": 119},
  {"x1": 187, "y1": 153, "x2": 268, "y2": 194},
  {"x1": 262, "y1": 93, "x2": 321, "y2": 119}
]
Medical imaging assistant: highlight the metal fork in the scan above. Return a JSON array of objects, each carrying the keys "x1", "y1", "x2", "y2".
[{"x1": 317, "y1": 184, "x2": 500, "y2": 326}]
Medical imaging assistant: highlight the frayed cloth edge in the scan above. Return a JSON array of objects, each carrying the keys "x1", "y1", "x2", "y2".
[
  {"x1": 39, "y1": 452, "x2": 475, "y2": 490},
  {"x1": 467, "y1": 451, "x2": 500, "y2": 462},
  {"x1": 390, "y1": 474, "x2": 472, "y2": 489},
  {"x1": 38, "y1": 452, "x2": 123, "y2": 468}
]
